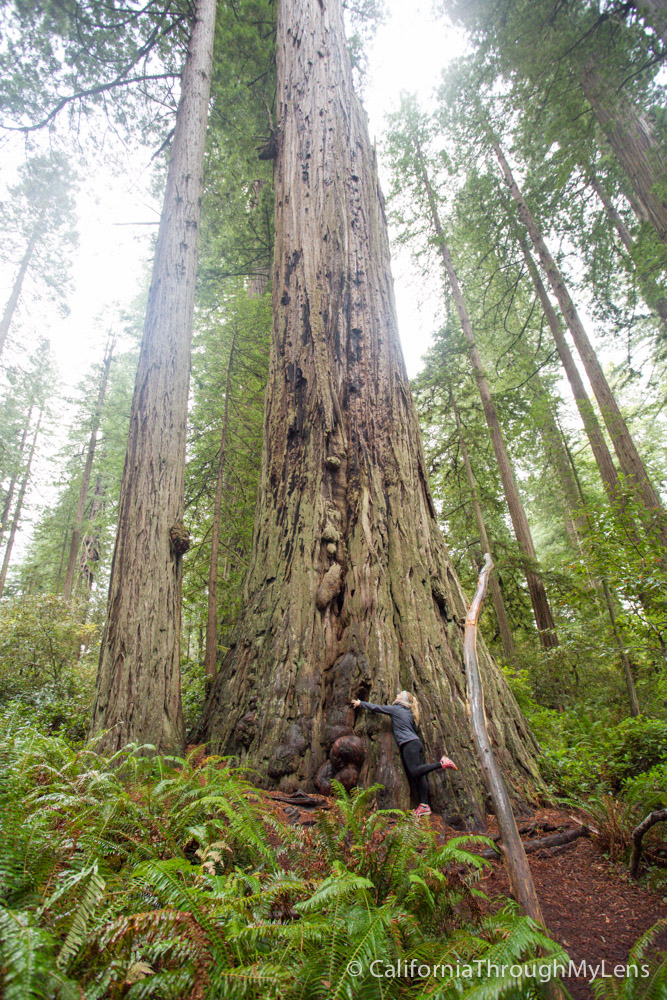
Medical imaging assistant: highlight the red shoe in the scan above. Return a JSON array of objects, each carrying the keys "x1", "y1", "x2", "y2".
[
  {"x1": 440, "y1": 755, "x2": 458, "y2": 771},
  {"x1": 414, "y1": 803, "x2": 431, "y2": 818}
]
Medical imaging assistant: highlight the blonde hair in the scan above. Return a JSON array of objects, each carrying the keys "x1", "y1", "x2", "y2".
[{"x1": 395, "y1": 690, "x2": 420, "y2": 727}]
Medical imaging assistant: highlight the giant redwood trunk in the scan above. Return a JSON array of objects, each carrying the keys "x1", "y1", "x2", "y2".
[
  {"x1": 90, "y1": 0, "x2": 216, "y2": 753},
  {"x1": 197, "y1": 0, "x2": 541, "y2": 821}
]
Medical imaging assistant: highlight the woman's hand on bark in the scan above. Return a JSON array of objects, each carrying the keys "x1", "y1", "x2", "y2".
[{"x1": 351, "y1": 698, "x2": 361, "y2": 708}]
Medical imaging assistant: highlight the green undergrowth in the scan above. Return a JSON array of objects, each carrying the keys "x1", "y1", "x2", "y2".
[
  {"x1": 517, "y1": 696, "x2": 667, "y2": 802},
  {"x1": 0, "y1": 716, "x2": 572, "y2": 999}
]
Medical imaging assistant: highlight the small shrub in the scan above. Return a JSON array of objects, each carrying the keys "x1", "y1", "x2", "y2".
[
  {"x1": 527, "y1": 707, "x2": 608, "y2": 798},
  {"x1": 603, "y1": 717, "x2": 667, "y2": 790},
  {"x1": 583, "y1": 793, "x2": 635, "y2": 862},
  {"x1": 624, "y1": 761, "x2": 667, "y2": 814},
  {"x1": 0, "y1": 595, "x2": 99, "y2": 739},
  {"x1": 181, "y1": 657, "x2": 206, "y2": 732}
]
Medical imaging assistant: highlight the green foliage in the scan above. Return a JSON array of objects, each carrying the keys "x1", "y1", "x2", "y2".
[
  {"x1": 0, "y1": 721, "x2": 567, "y2": 999},
  {"x1": 527, "y1": 707, "x2": 610, "y2": 798},
  {"x1": 0, "y1": 595, "x2": 98, "y2": 738},
  {"x1": 180, "y1": 657, "x2": 207, "y2": 732},
  {"x1": 527, "y1": 709, "x2": 667, "y2": 801},
  {"x1": 591, "y1": 920, "x2": 667, "y2": 1000},
  {"x1": 624, "y1": 763, "x2": 667, "y2": 815},
  {"x1": 603, "y1": 718, "x2": 667, "y2": 791}
]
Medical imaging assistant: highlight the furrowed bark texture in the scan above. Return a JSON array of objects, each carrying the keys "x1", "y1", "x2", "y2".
[
  {"x1": 90, "y1": 0, "x2": 216, "y2": 754},
  {"x1": 579, "y1": 58, "x2": 667, "y2": 244},
  {"x1": 197, "y1": 0, "x2": 541, "y2": 821}
]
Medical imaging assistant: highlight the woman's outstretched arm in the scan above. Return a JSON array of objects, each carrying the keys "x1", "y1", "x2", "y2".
[{"x1": 351, "y1": 699, "x2": 399, "y2": 716}]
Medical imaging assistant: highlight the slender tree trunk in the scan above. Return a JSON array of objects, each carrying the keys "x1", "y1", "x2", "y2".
[
  {"x1": 529, "y1": 378, "x2": 588, "y2": 548},
  {"x1": 90, "y1": 0, "x2": 217, "y2": 754},
  {"x1": 493, "y1": 140, "x2": 667, "y2": 546},
  {"x1": 0, "y1": 406, "x2": 33, "y2": 542},
  {"x1": 601, "y1": 578, "x2": 641, "y2": 716},
  {"x1": 78, "y1": 475, "x2": 105, "y2": 597},
  {"x1": 0, "y1": 228, "x2": 40, "y2": 359},
  {"x1": 518, "y1": 241, "x2": 625, "y2": 510},
  {"x1": 414, "y1": 147, "x2": 557, "y2": 648},
  {"x1": 579, "y1": 58, "x2": 667, "y2": 243},
  {"x1": 562, "y1": 427, "x2": 641, "y2": 715},
  {"x1": 247, "y1": 180, "x2": 271, "y2": 298},
  {"x1": 0, "y1": 407, "x2": 43, "y2": 598},
  {"x1": 196, "y1": 0, "x2": 541, "y2": 820},
  {"x1": 588, "y1": 173, "x2": 667, "y2": 328},
  {"x1": 452, "y1": 397, "x2": 517, "y2": 664},
  {"x1": 63, "y1": 339, "x2": 114, "y2": 600},
  {"x1": 204, "y1": 334, "x2": 236, "y2": 689}
]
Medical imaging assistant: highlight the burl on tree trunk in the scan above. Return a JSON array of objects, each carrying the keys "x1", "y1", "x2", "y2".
[{"x1": 196, "y1": 0, "x2": 541, "y2": 822}]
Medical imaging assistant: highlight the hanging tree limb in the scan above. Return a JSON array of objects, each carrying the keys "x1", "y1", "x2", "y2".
[{"x1": 630, "y1": 809, "x2": 667, "y2": 878}]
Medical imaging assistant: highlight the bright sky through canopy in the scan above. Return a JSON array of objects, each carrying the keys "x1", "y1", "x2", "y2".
[{"x1": 1, "y1": 0, "x2": 461, "y2": 385}]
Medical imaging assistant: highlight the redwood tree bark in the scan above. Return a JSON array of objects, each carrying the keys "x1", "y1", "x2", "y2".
[
  {"x1": 197, "y1": 0, "x2": 541, "y2": 821},
  {"x1": 90, "y1": 0, "x2": 216, "y2": 754},
  {"x1": 493, "y1": 140, "x2": 667, "y2": 547},
  {"x1": 63, "y1": 338, "x2": 114, "y2": 600},
  {"x1": 79, "y1": 475, "x2": 105, "y2": 597},
  {"x1": 518, "y1": 242, "x2": 623, "y2": 509},
  {"x1": 579, "y1": 58, "x2": 667, "y2": 244}
]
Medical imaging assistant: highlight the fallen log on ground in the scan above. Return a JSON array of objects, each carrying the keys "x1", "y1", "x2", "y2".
[{"x1": 481, "y1": 825, "x2": 590, "y2": 859}]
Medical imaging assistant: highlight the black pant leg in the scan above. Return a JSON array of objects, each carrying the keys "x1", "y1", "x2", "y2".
[{"x1": 401, "y1": 740, "x2": 432, "y2": 807}]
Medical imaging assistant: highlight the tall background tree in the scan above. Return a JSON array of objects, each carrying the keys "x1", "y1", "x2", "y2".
[{"x1": 90, "y1": 0, "x2": 217, "y2": 753}]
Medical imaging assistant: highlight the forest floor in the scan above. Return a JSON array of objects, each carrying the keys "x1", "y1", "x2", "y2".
[{"x1": 262, "y1": 793, "x2": 667, "y2": 1000}]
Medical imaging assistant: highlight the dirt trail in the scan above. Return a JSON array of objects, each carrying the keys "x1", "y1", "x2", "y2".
[
  {"x1": 263, "y1": 793, "x2": 667, "y2": 999},
  {"x1": 467, "y1": 809, "x2": 667, "y2": 999}
]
